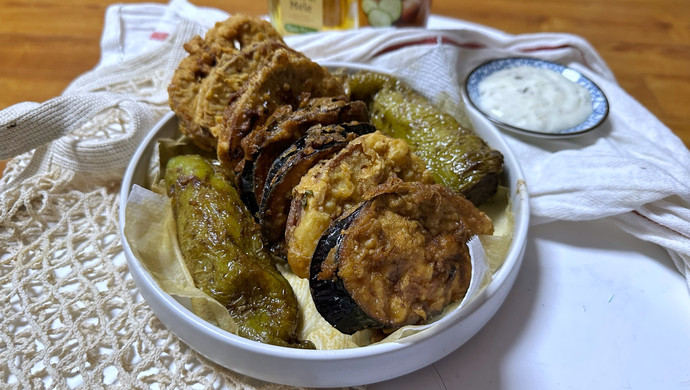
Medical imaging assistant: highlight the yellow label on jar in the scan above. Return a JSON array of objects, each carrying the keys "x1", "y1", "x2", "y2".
[{"x1": 280, "y1": 0, "x2": 324, "y2": 33}]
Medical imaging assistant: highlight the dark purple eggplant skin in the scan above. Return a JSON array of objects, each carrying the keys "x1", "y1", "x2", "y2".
[
  {"x1": 239, "y1": 159, "x2": 262, "y2": 214},
  {"x1": 238, "y1": 135, "x2": 315, "y2": 215},
  {"x1": 259, "y1": 144, "x2": 344, "y2": 244},
  {"x1": 259, "y1": 122, "x2": 376, "y2": 246},
  {"x1": 309, "y1": 204, "x2": 382, "y2": 335},
  {"x1": 237, "y1": 100, "x2": 370, "y2": 215},
  {"x1": 262, "y1": 122, "x2": 375, "y2": 194}
]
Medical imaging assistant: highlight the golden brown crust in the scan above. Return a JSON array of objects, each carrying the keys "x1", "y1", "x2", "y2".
[
  {"x1": 216, "y1": 49, "x2": 346, "y2": 176},
  {"x1": 167, "y1": 14, "x2": 285, "y2": 150},
  {"x1": 332, "y1": 181, "x2": 493, "y2": 327},
  {"x1": 259, "y1": 124, "x2": 364, "y2": 247},
  {"x1": 162, "y1": 13, "x2": 507, "y2": 347},
  {"x1": 204, "y1": 14, "x2": 283, "y2": 49},
  {"x1": 285, "y1": 132, "x2": 434, "y2": 278},
  {"x1": 236, "y1": 98, "x2": 368, "y2": 205},
  {"x1": 193, "y1": 40, "x2": 290, "y2": 143}
]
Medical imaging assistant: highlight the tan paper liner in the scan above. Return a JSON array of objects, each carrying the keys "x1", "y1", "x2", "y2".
[{"x1": 124, "y1": 182, "x2": 512, "y2": 350}]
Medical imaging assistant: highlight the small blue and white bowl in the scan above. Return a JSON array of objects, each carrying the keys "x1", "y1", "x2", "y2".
[{"x1": 465, "y1": 57, "x2": 609, "y2": 138}]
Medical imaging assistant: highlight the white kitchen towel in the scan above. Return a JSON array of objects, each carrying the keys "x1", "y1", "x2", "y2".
[
  {"x1": 1, "y1": 1, "x2": 688, "y2": 280},
  {"x1": 286, "y1": 27, "x2": 690, "y2": 290},
  {"x1": 1, "y1": 1, "x2": 689, "y2": 388}
]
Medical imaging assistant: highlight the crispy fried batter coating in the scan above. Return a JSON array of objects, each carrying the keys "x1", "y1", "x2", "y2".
[
  {"x1": 216, "y1": 49, "x2": 346, "y2": 175},
  {"x1": 259, "y1": 122, "x2": 373, "y2": 250},
  {"x1": 203, "y1": 14, "x2": 283, "y2": 48},
  {"x1": 240, "y1": 98, "x2": 367, "y2": 166},
  {"x1": 167, "y1": 15, "x2": 284, "y2": 150},
  {"x1": 236, "y1": 98, "x2": 368, "y2": 210},
  {"x1": 285, "y1": 131, "x2": 435, "y2": 278},
  {"x1": 193, "y1": 41, "x2": 293, "y2": 143},
  {"x1": 313, "y1": 180, "x2": 494, "y2": 331}
]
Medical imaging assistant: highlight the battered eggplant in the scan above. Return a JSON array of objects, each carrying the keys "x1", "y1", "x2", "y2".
[
  {"x1": 259, "y1": 122, "x2": 375, "y2": 249},
  {"x1": 344, "y1": 71, "x2": 504, "y2": 205},
  {"x1": 165, "y1": 155, "x2": 310, "y2": 348},
  {"x1": 310, "y1": 181, "x2": 494, "y2": 334},
  {"x1": 285, "y1": 131, "x2": 435, "y2": 278},
  {"x1": 237, "y1": 98, "x2": 369, "y2": 213}
]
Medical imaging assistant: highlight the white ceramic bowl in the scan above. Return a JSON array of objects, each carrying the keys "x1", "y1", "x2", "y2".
[
  {"x1": 118, "y1": 64, "x2": 530, "y2": 388},
  {"x1": 465, "y1": 57, "x2": 609, "y2": 138}
]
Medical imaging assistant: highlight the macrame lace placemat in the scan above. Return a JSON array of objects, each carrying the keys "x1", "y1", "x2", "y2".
[
  {"x1": 0, "y1": 16, "x2": 359, "y2": 388},
  {"x1": 3, "y1": 1, "x2": 690, "y2": 388},
  {"x1": 0, "y1": 125, "x2": 344, "y2": 390}
]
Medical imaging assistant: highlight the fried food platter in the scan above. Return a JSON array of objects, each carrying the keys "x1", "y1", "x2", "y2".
[
  {"x1": 118, "y1": 14, "x2": 528, "y2": 387},
  {"x1": 119, "y1": 63, "x2": 529, "y2": 387}
]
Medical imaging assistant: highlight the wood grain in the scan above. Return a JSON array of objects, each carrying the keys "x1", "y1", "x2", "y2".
[{"x1": 1, "y1": 0, "x2": 688, "y2": 178}]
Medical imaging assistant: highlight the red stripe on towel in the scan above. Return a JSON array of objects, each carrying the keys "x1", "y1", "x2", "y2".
[
  {"x1": 372, "y1": 38, "x2": 582, "y2": 63},
  {"x1": 372, "y1": 37, "x2": 486, "y2": 57},
  {"x1": 149, "y1": 32, "x2": 169, "y2": 41}
]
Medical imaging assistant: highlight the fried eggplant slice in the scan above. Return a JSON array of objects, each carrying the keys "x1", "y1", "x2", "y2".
[
  {"x1": 165, "y1": 155, "x2": 310, "y2": 348},
  {"x1": 238, "y1": 98, "x2": 369, "y2": 213},
  {"x1": 168, "y1": 15, "x2": 284, "y2": 150},
  {"x1": 310, "y1": 181, "x2": 494, "y2": 334},
  {"x1": 216, "y1": 49, "x2": 346, "y2": 175},
  {"x1": 259, "y1": 122, "x2": 376, "y2": 250},
  {"x1": 345, "y1": 71, "x2": 504, "y2": 205},
  {"x1": 285, "y1": 131, "x2": 434, "y2": 278}
]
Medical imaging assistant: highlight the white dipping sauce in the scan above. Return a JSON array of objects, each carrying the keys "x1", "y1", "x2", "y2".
[{"x1": 477, "y1": 65, "x2": 593, "y2": 133}]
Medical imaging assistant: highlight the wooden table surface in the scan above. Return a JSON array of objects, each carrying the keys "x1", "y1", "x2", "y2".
[{"x1": 1, "y1": 0, "x2": 689, "y2": 177}]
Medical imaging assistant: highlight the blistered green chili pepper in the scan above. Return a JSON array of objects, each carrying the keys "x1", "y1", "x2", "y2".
[
  {"x1": 345, "y1": 71, "x2": 504, "y2": 205},
  {"x1": 165, "y1": 154, "x2": 311, "y2": 348}
]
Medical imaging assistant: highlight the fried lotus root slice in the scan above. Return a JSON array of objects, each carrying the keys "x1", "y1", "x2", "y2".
[
  {"x1": 285, "y1": 131, "x2": 435, "y2": 278},
  {"x1": 259, "y1": 122, "x2": 376, "y2": 249},
  {"x1": 310, "y1": 181, "x2": 494, "y2": 334},
  {"x1": 345, "y1": 71, "x2": 504, "y2": 205},
  {"x1": 238, "y1": 98, "x2": 370, "y2": 213},
  {"x1": 217, "y1": 49, "x2": 346, "y2": 174},
  {"x1": 168, "y1": 15, "x2": 284, "y2": 150},
  {"x1": 165, "y1": 154, "x2": 311, "y2": 348},
  {"x1": 193, "y1": 40, "x2": 294, "y2": 145},
  {"x1": 203, "y1": 14, "x2": 284, "y2": 49}
]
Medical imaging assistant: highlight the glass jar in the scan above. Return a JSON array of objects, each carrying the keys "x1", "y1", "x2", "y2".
[
  {"x1": 268, "y1": 0, "x2": 359, "y2": 35},
  {"x1": 359, "y1": 0, "x2": 430, "y2": 27}
]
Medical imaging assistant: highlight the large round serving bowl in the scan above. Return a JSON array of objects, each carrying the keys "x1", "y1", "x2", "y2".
[{"x1": 118, "y1": 63, "x2": 530, "y2": 388}]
